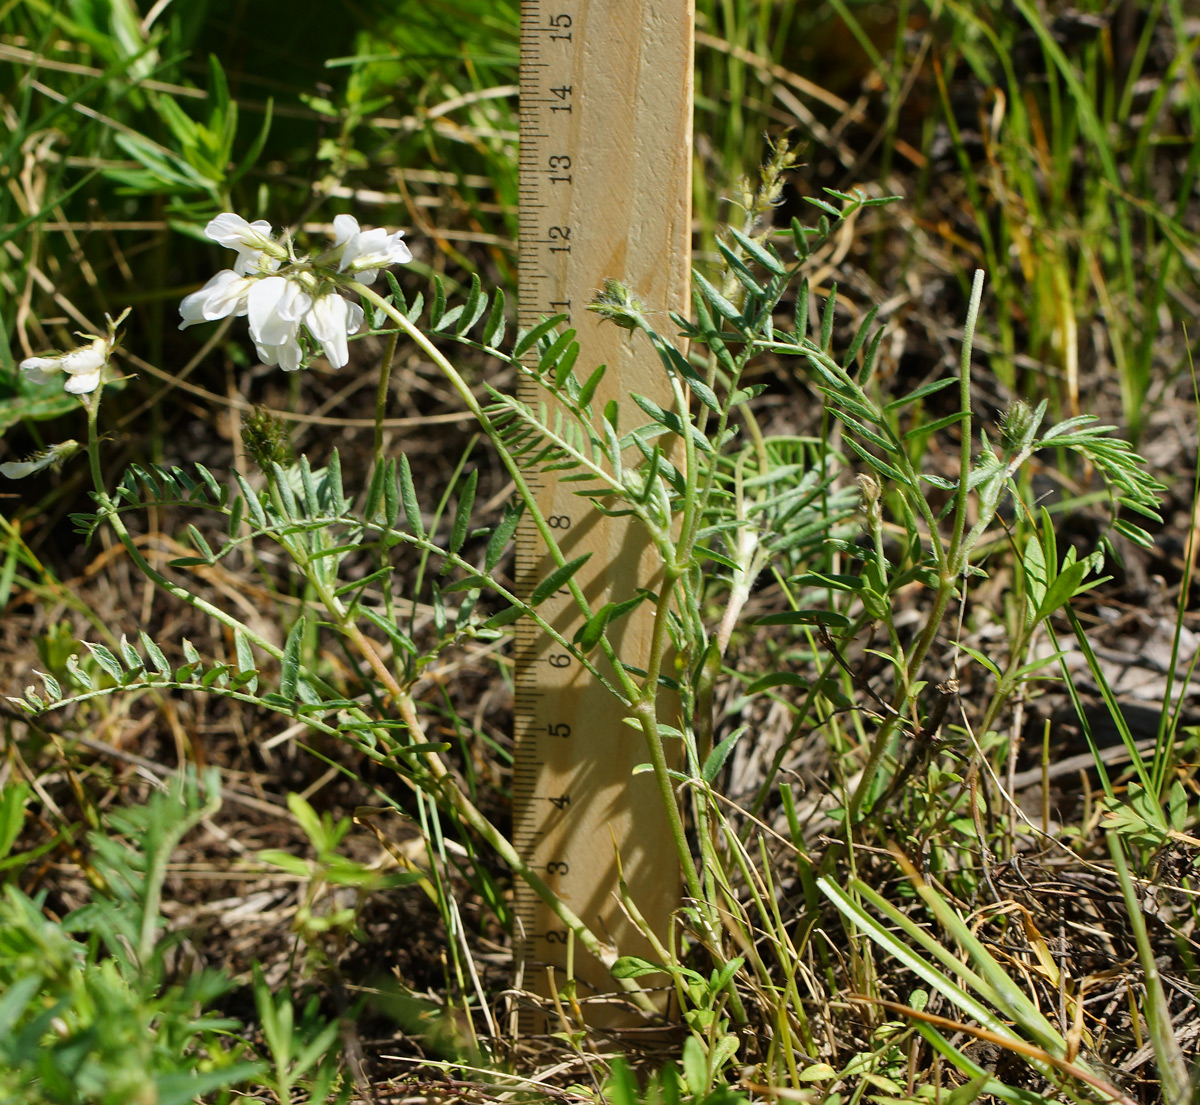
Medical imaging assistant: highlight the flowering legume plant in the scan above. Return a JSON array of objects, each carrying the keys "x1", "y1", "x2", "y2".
[{"x1": 7, "y1": 171, "x2": 1166, "y2": 1061}]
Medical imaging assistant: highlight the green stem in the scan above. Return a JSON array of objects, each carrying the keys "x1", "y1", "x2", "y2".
[
  {"x1": 629, "y1": 325, "x2": 734, "y2": 924},
  {"x1": 896, "y1": 271, "x2": 987, "y2": 690},
  {"x1": 631, "y1": 571, "x2": 706, "y2": 910},
  {"x1": 373, "y1": 328, "x2": 400, "y2": 472}
]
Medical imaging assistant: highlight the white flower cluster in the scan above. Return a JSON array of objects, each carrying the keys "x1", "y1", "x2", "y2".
[
  {"x1": 20, "y1": 337, "x2": 109, "y2": 395},
  {"x1": 179, "y1": 213, "x2": 412, "y2": 372}
]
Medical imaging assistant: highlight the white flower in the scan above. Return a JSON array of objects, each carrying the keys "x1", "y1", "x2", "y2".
[
  {"x1": 302, "y1": 293, "x2": 365, "y2": 368},
  {"x1": 0, "y1": 439, "x2": 82, "y2": 479},
  {"x1": 249, "y1": 291, "x2": 362, "y2": 371},
  {"x1": 20, "y1": 338, "x2": 108, "y2": 394},
  {"x1": 331, "y1": 214, "x2": 412, "y2": 284},
  {"x1": 247, "y1": 276, "x2": 312, "y2": 347},
  {"x1": 256, "y1": 333, "x2": 305, "y2": 373},
  {"x1": 205, "y1": 213, "x2": 282, "y2": 276},
  {"x1": 253, "y1": 314, "x2": 304, "y2": 373},
  {"x1": 179, "y1": 269, "x2": 254, "y2": 329}
]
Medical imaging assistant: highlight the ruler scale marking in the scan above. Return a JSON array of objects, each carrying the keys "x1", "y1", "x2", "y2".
[{"x1": 514, "y1": 2, "x2": 694, "y2": 1031}]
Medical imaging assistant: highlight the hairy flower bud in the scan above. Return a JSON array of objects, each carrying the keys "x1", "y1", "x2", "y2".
[
  {"x1": 241, "y1": 406, "x2": 293, "y2": 471},
  {"x1": 857, "y1": 472, "x2": 882, "y2": 526},
  {"x1": 587, "y1": 278, "x2": 646, "y2": 332},
  {"x1": 0, "y1": 439, "x2": 83, "y2": 479}
]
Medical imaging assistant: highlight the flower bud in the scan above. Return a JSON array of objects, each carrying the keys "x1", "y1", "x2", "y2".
[
  {"x1": 0, "y1": 439, "x2": 83, "y2": 479},
  {"x1": 587, "y1": 278, "x2": 646, "y2": 332},
  {"x1": 241, "y1": 406, "x2": 292, "y2": 471}
]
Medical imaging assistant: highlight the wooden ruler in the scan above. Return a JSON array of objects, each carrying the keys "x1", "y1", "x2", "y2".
[{"x1": 513, "y1": 1, "x2": 694, "y2": 1030}]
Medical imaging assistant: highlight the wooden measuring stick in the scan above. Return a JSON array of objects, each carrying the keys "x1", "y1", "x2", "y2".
[{"x1": 513, "y1": 1, "x2": 694, "y2": 1029}]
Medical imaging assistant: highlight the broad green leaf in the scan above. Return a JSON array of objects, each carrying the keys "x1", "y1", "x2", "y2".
[
  {"x1": 728, "y1": 225, "x2": 787, "y2": 275},
  {"x1": 280, "y1": 616, "x2": 304, "y2": 700},
  {"x1": 448, "y1": 470, "x2": 478, "y2": 554},
  {"x1": 902, "y1": 411, "x2": 969, "y2": 442},
  {"x1": 884, "y1": 377, "x2": 958, "y2": 412},
  {"x1": 485, "y1": 501, "x2": 524, "y2": 571},
  {"x1": 456, "y1": 274, "x2": 487, "y2": 336},
  {"x1": 0, "y1": 782, "x2": 29, "y2": 861},
  {"x1": 1033, "y1": 561, "x2": 1089, "y2": 625},
  {"x1": 234, "y1": 632, "x2": 258, "y2": 693},
  {"x1": 85, "y1": 642, "x2": 125, "y2": 682},
  {"x1": 531, "y1": 553, "x2": 591, "y2": 606},
  {"x1": 692, "y1": 270, "x2": 742, "y2": 326},
  {"x1": 756, "y1": 610, "x2": 849, "y2": 628},
  {"x1": 513, "y1": 315, "x2": 567, "y2": 359},
  {"x1": 139, "y1": 632, "x2": 170, "y2": 675},
  {"x1": 398, "y1": 454, "x2": 423, "y2": 538},
  {"x1": 702, "y1": 726, "x2": 747, "y2": 783},
  {"x1": 842, "y1": 437, "x2": 909, "y2": 484},
  {"x1": 482, "y1": 288, "x2": 507, "y2": 346},
  {"x1": 576, "y1": 362, "x2": 606, "y2": 409}
]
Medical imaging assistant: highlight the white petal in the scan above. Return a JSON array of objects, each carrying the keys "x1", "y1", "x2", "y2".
[
  {"x1": 178, "y1": 289, "x2": 210, "y2": 328},
  {"x1": 332, "y1": 214, "x2": 360, "y2": 248},
  {"x1": 277, "y1": 337, "x2": 304, "y2": 372},
  {"x1": 63, "y1": 368, "x2": 102, "y2": 394},
  {"x1": 0, "y1": 459, "x2": 43, "y2": 478},
  {"x1": 303, "y1": 294, "x2": 346, "y2": 343},
  {"x1": 387, "y1": 232, "x2": 412, "y2": 264},
  {"x1": 342, "y1": 227, "x2": 383, "y2": 272},
  {"x1": 254, "y1": 341, "x2": 279, "y2": 367},
  {"x1": 205, "y1": 275, "x2": 253, "y2": 319},
  {"x1": 61, "y1": 339, "x2": 107, "y2": 377},
  {"x1": 240, "y1": 250, "x2": 282, "y2": 277},
  {"x1": 19, "y1": 356, "x2": 59, "y2": 383},
  {"x1": 206, "y1": 213, "x2": 275, "y2": 251},
  {"x1": 304, "y1": 296, "x2": 352, "y2": 367},
  {"x1": 345, "y1": 229, "x2": 411, "y2": 278},
  {"x1": 355, "y1": 227, "x2": 389, "y2": 251},
  {"x1": 323, "y1": 335, "x2": 349, "y2": 368},
  {"x1": 247, "y1": 277, "x2": 292, "y2": 345},
  {"x1": 277, "y1": 280, "x2": 312, "y2": 323},
  {"x1": 335, "y1": 224, "x2": 365, "y2": 272},
  {"x1": 256, "y1": 336, "x2": 304, "y2": 372},
  {"x1": 233, "y1": 249, "x2": 262, "y2": 276},
  {"x1": 179, "y1": 270, "x2": 249, "y2": 328},
  {"x1": 247, "y1": 276, "x2": 307, "y2": 346}
]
